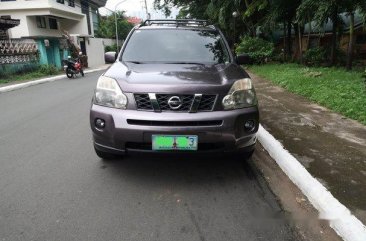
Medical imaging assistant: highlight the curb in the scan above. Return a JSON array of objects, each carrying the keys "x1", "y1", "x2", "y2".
[
  {"x1": 257, "y1": 124, "x2": 366, "y2": 241},
  {"x1": 0, "y1": 66, "x2": 109, "y2": 94}
]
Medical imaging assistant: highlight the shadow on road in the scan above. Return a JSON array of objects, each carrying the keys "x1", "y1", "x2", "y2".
[{"x1": 99, "y1": 154, "x2": 256, "y2": 186}]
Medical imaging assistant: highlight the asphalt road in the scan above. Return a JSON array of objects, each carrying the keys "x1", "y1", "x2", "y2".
[{"x1": 0, "y1": 71, "x2": 295, "y2": 241}]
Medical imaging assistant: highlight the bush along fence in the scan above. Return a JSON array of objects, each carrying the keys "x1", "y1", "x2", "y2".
[{"x1": 0, "y1": 39, "x2": 39, "y2": 77}]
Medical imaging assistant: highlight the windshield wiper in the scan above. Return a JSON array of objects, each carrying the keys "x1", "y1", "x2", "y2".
[
  {"x1": 165, "y1": 62, "x2": 206, "y2": 66},
  {"x1": 125, "y1": 61, "x2": 144, "y2": 64}
]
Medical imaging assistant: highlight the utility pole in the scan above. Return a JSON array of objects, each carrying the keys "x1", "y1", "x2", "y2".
[
  {"x1": 114, "y1": 0, "x2": 127, "y2": 52},
  {"x1": 143, "y1": 0, "x2": 150, "y2": 19}
]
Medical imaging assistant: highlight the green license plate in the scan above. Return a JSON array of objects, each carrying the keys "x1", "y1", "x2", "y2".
[{"x1": 152, "y1": 135, "x2": 198, "y2": 151}]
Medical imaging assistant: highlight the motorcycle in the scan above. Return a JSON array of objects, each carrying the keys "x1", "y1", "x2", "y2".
[{"x1": 63, "y1": 52, "x2": 84, "y2": 78}]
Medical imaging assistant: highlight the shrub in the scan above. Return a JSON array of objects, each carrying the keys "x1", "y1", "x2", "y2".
[
  {"x1": 105, "y1": 44, "x2": 117, "y2": 52},
  {"x1": 272, "y1": 49, "x2": 285, "y2": 63},
  {"x1": 235, "y1": 36, "x2": 274, "y2": 64},
  {"x1": 0, "y1": 63, "x2": 39, "y2": 78},
  {"x1": 303, "y1": 47, "x2": 326, "y2": 66},
  {"x1": 39, "y1": 64, "x2": 59, "y2": 75}
]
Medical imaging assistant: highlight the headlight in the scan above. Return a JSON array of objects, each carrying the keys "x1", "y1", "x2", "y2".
[
  {"x1": 222, "y1": 78, "x2": 257, "y2": 110},
  {"x1": 94, "y1": 76, "x2": 127, "y2": 109}
]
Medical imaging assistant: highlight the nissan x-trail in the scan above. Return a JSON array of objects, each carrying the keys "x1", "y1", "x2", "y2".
[{"x1": 90, "y1": 19, "x2": 259, "y2": 159}]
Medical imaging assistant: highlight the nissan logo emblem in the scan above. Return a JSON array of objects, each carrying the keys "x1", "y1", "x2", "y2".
[{"x1": 168, "y1": 96, "x2": 182, "y2": 110}]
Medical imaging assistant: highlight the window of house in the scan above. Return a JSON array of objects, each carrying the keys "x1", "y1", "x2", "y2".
[
  {"x1": 56, "y1": 0, "x2": 64, "y2": 4},
  {"x1": 356, "y1": 35, "x2": 366, "y2": 45},
  {"x1": 36, "y1": 16, "x2": 46, "y2": 28},
  {"x1": 49, "y1": 18, "x2": 58, "y2": 30},
  {"x1": 68, "y1": 0, "x2": 74, "y2": 7}
]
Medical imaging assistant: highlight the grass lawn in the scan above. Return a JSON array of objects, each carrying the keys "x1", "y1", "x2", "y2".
[
  {"x1": 248, "y1": 63, "x2": 366, "y2": 125},
  {"x1": 0, "y1": 70, "x2": 63, "y2": 85}
]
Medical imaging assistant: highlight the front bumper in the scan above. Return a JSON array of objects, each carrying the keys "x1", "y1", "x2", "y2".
[{"x1": 90, "y1": 105, "x2": 259, "y2": 155}]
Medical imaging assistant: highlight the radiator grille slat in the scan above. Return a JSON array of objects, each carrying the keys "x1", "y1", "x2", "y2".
[
  {"x1": 198, "y1": 95, "x2": 216, "y2": 111},
  {"x1": 134, "y1": 93, "x2": 216, "y2": 112},
  {"x1": 134, "y1": 94, "x2": 153, "y2": 110}
]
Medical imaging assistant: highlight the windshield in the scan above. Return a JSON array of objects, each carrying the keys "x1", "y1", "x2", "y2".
[{"x1": 122, "y1": 29, "x2": 230, "y2": 64}]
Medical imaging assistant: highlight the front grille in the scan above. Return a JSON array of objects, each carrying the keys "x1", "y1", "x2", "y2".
[
  {"x1": 134, "y1": 94, "x2": 153, "y2": 110},
  {"x1": 134, "y1": 93, "x2": 216, "y2": 112},
  {"x1": 127, "y1": 119, "x2": 223, "y2": 126},
  {"x1": 198, "y1": 95, "x2": 216, "y2": 111},
  {"x1": 156, "y1": 94, "x2": 194, "y2": 111}
]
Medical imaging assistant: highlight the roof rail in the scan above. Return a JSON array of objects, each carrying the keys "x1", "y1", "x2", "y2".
[{"x1": 140, "y1": 19, "x2": 213, "y2": 28}]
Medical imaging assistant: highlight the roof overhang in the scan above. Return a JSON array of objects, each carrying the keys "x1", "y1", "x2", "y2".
[
  {"x1": 0, "y1": 18, "x2": 20, "y2": 31},
  {"x1": 90, "y1": 0, "x2": 107, "y2": 8}
]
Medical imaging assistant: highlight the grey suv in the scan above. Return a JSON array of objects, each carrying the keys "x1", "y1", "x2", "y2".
[{"x1": 90, "y1": 19, "x2": 259, "y2": 159}]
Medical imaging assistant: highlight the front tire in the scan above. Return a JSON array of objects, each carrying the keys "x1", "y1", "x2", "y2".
[
  {"x1": 80, "y1": 69, "x2": 84, "y2": 77},
  {"x1": 66, "y1": 68, "x2": 73, "y2": 78}
]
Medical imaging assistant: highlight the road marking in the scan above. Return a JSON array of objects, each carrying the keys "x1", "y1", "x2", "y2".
[
  {"x1": 0, "y1": 66, "x2": 109, "y2": 93},
  {"x1": 257, "y1": 124, "x2": 366, "y2": 241}
]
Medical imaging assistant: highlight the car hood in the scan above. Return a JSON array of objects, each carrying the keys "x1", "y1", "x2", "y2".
[{"x1": 103, "y1": 61, "x2": 250, "y2": 94}]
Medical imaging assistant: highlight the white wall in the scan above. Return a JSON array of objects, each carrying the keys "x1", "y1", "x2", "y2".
[
  {"x1": 5, "y1": 14, "x2": 30, "y2": 38},
  {"x1": 0, "y1": 0, "x2": 83, "y2": 18},
  {"x1": 60, "y1": 17, "x2": 89, "y2": 36},
  {"x1": 85, "y1": 38, "x2": 116, "y2": 67},
  {"x1": 0, "y1": 0, "x2": 87, "y2": 38}
]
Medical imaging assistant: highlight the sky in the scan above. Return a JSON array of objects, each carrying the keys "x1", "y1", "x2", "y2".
[{"x1": 101, "y1": 0, "x2": 179, "y2": 19}]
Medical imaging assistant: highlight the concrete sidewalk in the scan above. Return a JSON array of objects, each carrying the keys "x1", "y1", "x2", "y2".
[
  {"x1": 0, "y1": 64, "x2": 110, "y2": 93},
  {"x1": 249, "y1": 71, "x2": 366, "y2": 224}
]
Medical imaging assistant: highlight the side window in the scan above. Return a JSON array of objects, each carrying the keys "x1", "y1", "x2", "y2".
[
  {"x1": 56, "y1": 0, "x2": 64, "y2": 3},
  {"x1": 36, "y1": 16, "x2": 46, "y2": 29},
  {"x1": 68, "y1": 0, "x2": 75, "y2": 7},
  {"x1": 49, "y1": 18, "x2": 58, "y2": 30}
]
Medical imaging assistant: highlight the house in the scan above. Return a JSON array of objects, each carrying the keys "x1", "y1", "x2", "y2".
[
  {"x1": 0, "y1": 15, "x2": 20, "y2": 40},
  {"x1": 270, "y1": 12, "x2": 366, "y2": 60},
  {"x1": 0, "y1": 15, "x2": 40, "y2": 74},
  {"x1": 0, "y1": 0, "x2": 111, "y2": 68},
  {"x1": 301, "y1": 12, "x2": 366, "y2": 58},
  {"x1": 127, "y1": 17, "x2": 142, "y2": 26}
]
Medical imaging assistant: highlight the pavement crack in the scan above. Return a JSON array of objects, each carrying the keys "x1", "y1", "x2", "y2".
[{"x1": 186, "y1": 206, "x2": 206, "y2": 241}]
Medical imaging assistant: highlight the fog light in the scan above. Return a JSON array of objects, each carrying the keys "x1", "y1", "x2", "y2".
[
  {"x1": 244, "y1": 120, "x2": 255, "y2": 131},
  {"x1": 95, "y1": 118, "x2": 105, "y2": 129}
]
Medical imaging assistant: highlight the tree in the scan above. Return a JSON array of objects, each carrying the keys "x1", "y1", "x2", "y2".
[
  {"x1": 345, "y1": 1, "x2": 366, "y2": 70},
  {"x1": 154, "y1": 0, "x2": 366, "y2": 68},
  {"x1": 153, "y1": 0, "x2": 259, "y2": 46},
  {"x1": 298, "y1": 0, "x2": 366, "y2": 68},
  {"x1": 244, "y1": 0, "x2": 301, "y2": 60},
  {"x1": 95, "y1": 11, "x2": 134, "y2": 42}
]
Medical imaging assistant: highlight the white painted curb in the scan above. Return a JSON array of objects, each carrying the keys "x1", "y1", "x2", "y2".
[
  {"x1": 257, "y1": 124, "x2": 366, "y2": 241},
  {"x1": 0, "y1": 66, "x2": 109, "y2": 93}
]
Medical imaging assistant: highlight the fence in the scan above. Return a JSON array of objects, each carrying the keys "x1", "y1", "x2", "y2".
[
  {"x1": 0, "y1": 39, "x2": 39, "y2": 65},
  {"x1": 0, "y1": 39, "x2": 39, "y2": 77}
]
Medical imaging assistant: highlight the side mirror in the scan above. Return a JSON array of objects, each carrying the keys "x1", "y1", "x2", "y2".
[
  {"x1": 236, "y1": 54, "x2": 252, "y2": 65},
  {"x1": 105, "y1": 51, "x2": 117, "y2": 64}
]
